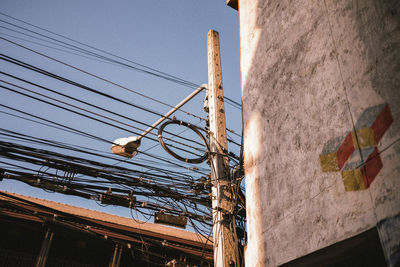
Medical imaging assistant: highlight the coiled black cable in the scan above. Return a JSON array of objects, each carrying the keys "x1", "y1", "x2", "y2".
[{"x1": 158, "y1": 120, "x2": 209, "y2": 164}]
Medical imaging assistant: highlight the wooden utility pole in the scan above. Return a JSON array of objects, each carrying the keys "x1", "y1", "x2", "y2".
[{"x1": 207, "y1": 29, "x2": 239, "y2": 267}]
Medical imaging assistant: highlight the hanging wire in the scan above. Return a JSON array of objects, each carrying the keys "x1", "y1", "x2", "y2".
[
  {"x1": 0, "y1": 12, "x2": 246, "y2": 255},
  {"x1": 0, "y1": 12, "x2": 241, "y2": 110}
]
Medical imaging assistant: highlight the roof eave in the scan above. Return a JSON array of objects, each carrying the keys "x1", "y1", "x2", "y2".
[{"x1": 226, "y1": 0, "x2": 238, "y2": 11}]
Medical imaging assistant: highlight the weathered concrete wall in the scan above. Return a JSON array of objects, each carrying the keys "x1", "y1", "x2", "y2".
[{"x1": 239, "y1": 0, "x2": 400, "y2": 266}]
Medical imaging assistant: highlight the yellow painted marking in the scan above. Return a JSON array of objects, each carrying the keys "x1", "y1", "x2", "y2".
[
  {"x1": 319, "y1": 153, "x2": 339, "y2": 172},
  {"x1": 341, "y1": 169, "x2": 367, "y2": 191},
  {"x1": 351, "y1": 128, "x2": 375, "y2": 149}
]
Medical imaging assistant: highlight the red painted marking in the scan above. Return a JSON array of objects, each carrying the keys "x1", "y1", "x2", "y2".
[
  {"x1": 371, "y1": 104, "x2": 393, "y2": 144},
  {"x1": 361, "y1": 147, "x2": 383, "y2": 188},
  {"x1": 337, "y1": 132, "x2": 355, "y2": 170}
]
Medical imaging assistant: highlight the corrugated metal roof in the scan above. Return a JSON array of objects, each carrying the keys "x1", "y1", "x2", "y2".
[{"x1": 0, "y1": 190, "x2": 212, "y2": 246}]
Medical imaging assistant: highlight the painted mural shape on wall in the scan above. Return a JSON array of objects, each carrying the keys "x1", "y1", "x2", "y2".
[{"x1": 319, "y1": 103, "x2": 393, "y2": 191}]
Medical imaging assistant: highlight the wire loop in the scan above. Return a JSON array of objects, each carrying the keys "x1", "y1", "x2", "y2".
[{"x1": 158, "y1": 120, "x2": 209, "y2": 164}]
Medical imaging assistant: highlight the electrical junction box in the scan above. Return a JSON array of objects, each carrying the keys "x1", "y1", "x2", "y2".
[
  {"x1": 154, "y1": 211, "x2": 187, "y2": 229},
  {"x1": 100, "y1": 193, "x2": 136, "y2": 208}
]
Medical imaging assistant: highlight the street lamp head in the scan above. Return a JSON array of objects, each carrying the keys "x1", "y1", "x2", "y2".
[{"x1": 111, "y1": 136, "x2": 141, "y2": 158}]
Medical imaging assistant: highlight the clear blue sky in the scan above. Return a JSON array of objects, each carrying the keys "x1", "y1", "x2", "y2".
[{"x1": 0, "y1": 0, "x2": 241, "y2": 220}]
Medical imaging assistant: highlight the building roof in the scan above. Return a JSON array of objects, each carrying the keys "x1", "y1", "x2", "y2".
[
  {"x1": 0, "y1": 190, "x2": 213, "y2": 260},
  {"x1": 226, "y1": 0, "x2": 238, "y2": 10}
]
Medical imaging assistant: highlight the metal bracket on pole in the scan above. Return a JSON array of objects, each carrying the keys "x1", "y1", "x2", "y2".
[
  {"x1": 109, "y1": 244, "x2": 122, "y2": 267},
  {"x1": 35, "y1": 229, "x2": 54, "y2": 267}
]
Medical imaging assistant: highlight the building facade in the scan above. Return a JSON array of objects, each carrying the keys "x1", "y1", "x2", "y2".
[{"x1": 235, "y1": 0, "x2": 400, "y2": 266}]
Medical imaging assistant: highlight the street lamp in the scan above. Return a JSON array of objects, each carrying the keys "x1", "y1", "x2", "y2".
[{"x1": 111, "y1": 84, "x2": 207, "y2": 158}]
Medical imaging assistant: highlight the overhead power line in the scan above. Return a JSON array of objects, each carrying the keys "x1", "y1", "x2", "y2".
[
  {"x1": 0, "y1": 71, "x2": 215, "y2": 149},
  {"x1": 0, "y1": 15, "x2": 242, "y2": 137},
  {"x1": 0, "y1": 12, "x2": 242, "y2": 109},
  {"x1": 0, "y1": 36, "x2": 207, "y2": 117},
  {"x1": 0, "y1": 79, "x2": 208, "y2": 157},
  {"x1": 0, "y1": 15, "x2": 199, "y2": 88}
]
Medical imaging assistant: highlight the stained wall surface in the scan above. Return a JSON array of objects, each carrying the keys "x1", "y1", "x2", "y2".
[{"x1": 238, "y1": 0, "x2": 400, "y2": 266}]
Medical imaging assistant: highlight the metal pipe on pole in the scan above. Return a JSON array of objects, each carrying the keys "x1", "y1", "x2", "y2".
[
  {"x1": 137, "y1": 84, "x2": 207, "y2": 142},
  {"x1": 111, "y1": 84, "x2": 207, "y2": 158}
]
